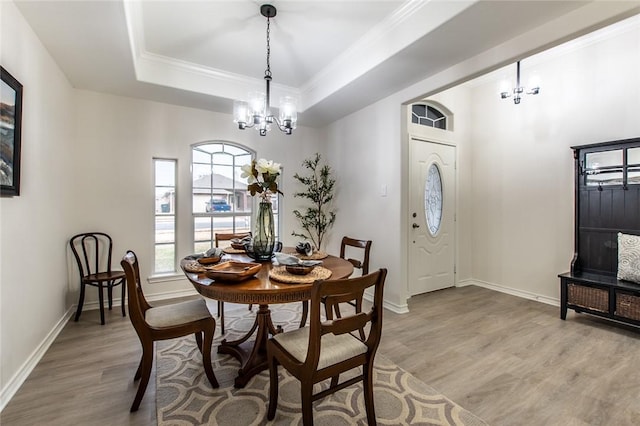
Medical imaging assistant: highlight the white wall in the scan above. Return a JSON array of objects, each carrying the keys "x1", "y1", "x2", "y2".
[
  {"x1": 467, "y1": 19, "x2": 640, "y2": 300},
  {"x1": 0, "y1": 1, "x2": 77, "y2": 403},
  {"x1": 73, "y1": 90, "x2": 326, "y2": 299}
]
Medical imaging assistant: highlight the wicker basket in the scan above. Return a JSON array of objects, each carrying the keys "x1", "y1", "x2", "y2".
[
  {"x1": 567, "y1": 283, "x2": 609, "y2": 313},
  {"x1": 615, "y1": 293, "x2": 640, "y2": 321}
]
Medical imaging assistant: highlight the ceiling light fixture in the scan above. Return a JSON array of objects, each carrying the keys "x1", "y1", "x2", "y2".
[
  {"x1": 500, "y1": 60, "x2": 540, "y2": 104},
  {"x1": 233, "y1": 4, "x2": 296, "y2": 136}
]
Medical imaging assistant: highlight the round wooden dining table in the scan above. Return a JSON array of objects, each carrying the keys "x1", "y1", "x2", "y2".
[{"x1": 180, "y1": 249, "x2": 353, "y2": 388}]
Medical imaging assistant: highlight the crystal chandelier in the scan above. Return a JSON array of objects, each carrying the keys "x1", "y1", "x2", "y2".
[
  {"x1": 233, "y1": 4, "x2": 297, "y2": 136},
  {"x1": 500, "y1": 60, "x2": 540, "y2": 104}
]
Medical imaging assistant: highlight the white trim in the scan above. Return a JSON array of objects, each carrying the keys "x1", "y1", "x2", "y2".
[
  {"x1": 363, "y1": 293, "x2": 409, "y2": 314},
  {"x1": 0, "y1": 306, "x2": 75, "y2": 412},
  {"x1": 458, "y1": 279, "x2": 560, "y2": 307}
]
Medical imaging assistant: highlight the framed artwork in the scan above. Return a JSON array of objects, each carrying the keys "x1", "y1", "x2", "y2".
[{"x1": 1, "y1": 66, "x2": 23, "y2": 196}]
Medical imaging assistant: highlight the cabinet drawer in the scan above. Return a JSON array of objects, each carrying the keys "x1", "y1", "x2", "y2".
[
  {"x1": 567, "y1": 283, "x2": 609, "y2": 312},
  {"x1": 615, "y1": 293, "x2": 640, "y2": 321}
]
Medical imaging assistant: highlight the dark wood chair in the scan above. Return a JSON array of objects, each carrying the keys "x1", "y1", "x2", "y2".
[
  {"x1": 69, "y1": 232, "x2": 126, "y2": 325},
  {"x1": 121, "y1": 250, "x2": 219, "y2": 412},
  {"x1": 214, "y1": 231, "x2": 252, "y2": 334},
  {"x1": 299, "y1": 236, "x2": 372, "y2": 330},
  {"x1": 267, "y1": 268, "x2": 387, "y2": 426}
]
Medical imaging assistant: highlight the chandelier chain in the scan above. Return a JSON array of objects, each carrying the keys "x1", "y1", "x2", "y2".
[{"x1": 265, "y1": 16, "x2": 272, "y2": 78}]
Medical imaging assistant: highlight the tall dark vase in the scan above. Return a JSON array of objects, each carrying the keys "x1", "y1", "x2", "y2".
[{"x1": 253, "y1": 200, "x2": 276, "y2": 261}]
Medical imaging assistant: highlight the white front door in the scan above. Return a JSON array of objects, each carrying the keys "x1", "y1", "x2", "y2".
[{"x1": 408, "y1": 138, "x2": 456, "y2": 296}]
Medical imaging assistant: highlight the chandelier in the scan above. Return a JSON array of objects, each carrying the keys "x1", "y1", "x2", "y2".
[
  {"x1": 500, "y1": 60, "x2": 540, "y2": 104},
  {"x1": 233, "y1": 4, "x2": 297, "y2": 136}
]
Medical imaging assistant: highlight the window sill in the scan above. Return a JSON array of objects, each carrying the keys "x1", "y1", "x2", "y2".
[{"x1": 148, "y1": 273, "x2": 185, "y2": 284}]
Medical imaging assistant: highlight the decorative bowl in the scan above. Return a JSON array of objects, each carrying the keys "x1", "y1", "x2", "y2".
[
  {"x1": 285, "y1": 264, "x2": 315, "y2": 275},
  {"x1": 198, "y1": 256, "x2": 221, "y2": 265}
]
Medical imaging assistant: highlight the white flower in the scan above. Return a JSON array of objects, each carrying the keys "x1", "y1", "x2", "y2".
[
  {"x1": 240, "y1": 163, "x2": 256, "y2": 183},
  {"x1": 256, "y1": 158, "x2": 281, "y2": 175}
]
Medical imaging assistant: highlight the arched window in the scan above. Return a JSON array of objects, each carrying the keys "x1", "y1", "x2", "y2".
[
  {"x1": 411, "y1": 104, "x2": 447, "y2": 130},
  {"x1": 192, "y1": 142, "x2": 280, "y2": 252}
]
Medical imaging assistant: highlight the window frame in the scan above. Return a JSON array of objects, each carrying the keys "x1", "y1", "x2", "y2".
[{"x1": 153, "y1": 157, "x2": 177, "y2": 274}]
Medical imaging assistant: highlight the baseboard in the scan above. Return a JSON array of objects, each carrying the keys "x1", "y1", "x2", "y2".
[
  {"x1": 460, "y1": 279, "x2": 560, "y2": 307},
  {"x1": 362, "y1": 293, "x2": 409, "y2": 314},
  {"x1": 0, "y1": 287, "x2": 199, "y2": 413},
  {"x1": 0, "y1": 305, "x2": 75, "y2": 412}
]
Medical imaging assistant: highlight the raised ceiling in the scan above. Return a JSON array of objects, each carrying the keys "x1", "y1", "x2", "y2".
[{"x1": 13, "y1": 1, "x2": 640, "y2": 127}]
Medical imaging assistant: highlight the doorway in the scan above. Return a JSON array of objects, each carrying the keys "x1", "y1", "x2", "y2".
[{"x1": 408, "y1": 138, "x2": 456, "y2": 296}]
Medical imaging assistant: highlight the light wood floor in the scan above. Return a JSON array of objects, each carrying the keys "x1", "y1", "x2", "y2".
[{"x1": 2, "y1": 285, "x2": 640, "y2": 425}]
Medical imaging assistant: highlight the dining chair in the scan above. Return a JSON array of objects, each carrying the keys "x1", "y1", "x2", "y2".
[
  {"x1": 299, "y1": 236, "x2": 372, "y2": 331},
  {"x1": 267, "y1": 268, "x2": 387, "y2": 426},
  {"x1": 69, "y1": 232, "x2": 126, "y2": 325},
  {"x1": 215, "y1": 231, "x2": 252, "y2": 334},
  {"x1": 121, "y1": 250, "x2": 219, "y2": 412}
]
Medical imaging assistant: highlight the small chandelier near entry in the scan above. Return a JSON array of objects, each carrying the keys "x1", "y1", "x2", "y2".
[
  {"x1": 233, "y1": 4, "x2": 297, "y2": 136},
  {"x1": 500, "y1": 60, "x2": 540, "y2": 104}
]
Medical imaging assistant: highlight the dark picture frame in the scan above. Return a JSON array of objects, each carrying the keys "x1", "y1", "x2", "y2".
[{"x1": 1, "y1": 66, "x2": 23, "y2": 197}]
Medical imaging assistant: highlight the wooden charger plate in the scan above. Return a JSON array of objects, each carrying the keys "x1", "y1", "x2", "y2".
[{"x1": 205, "y1": 261, "x2": 262, "y2": 282}]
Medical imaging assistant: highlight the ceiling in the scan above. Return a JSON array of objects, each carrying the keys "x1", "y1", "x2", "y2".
[{"x1": 13, "y1": 1, "x2": 640, "y2": 127}]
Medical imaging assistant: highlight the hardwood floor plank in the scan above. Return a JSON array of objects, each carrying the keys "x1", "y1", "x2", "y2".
[{"x1": 3, "y1": 286, "x2": 640, "y2": 425}]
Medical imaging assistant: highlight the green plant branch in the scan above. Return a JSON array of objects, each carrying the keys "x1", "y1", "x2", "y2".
[{"x1": 291, "y1": 153, "x2": 337, "y2": 250}]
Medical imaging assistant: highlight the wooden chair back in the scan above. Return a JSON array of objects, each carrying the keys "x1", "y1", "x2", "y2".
[
  {"x1": 215, "y1": 231, "x2": 252, "y2": 247},
  {"x1": 306, "y1": 268, "x2": 386, "y2": 367},
  {"x1": 120, "y1": 251, "x2": 152, "y2": 332},
  {"x1": 340, "y1": 236, "x2": 372, "y2": 275},
  {"x1": 70, "y1": 232, "x2": 116, "y2": 280}
]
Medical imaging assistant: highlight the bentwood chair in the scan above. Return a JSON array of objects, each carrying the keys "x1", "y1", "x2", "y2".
[
  {"x1": 69, "y1": 232, "x2": 126, "y2": 325},
  {"x1": 267, "y1": 269, "x2": 387, "y2": 426},
  {"x1": 121, "y1": 250, "x2": 219, "y2": 412},
  {"x1": 299, "y1": 236, "x2": 372, "y2": 331},
  {"x1": 215, "y1": 231, "x2": 252, "y2": 334}
]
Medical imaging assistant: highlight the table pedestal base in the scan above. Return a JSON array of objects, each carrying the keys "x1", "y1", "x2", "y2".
[{"x1": 218, "y1": 304, "x2": 282, "y2": 388}]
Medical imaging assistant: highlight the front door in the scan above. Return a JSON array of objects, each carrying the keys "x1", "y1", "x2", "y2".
[{"x1": 408, "y1": 138, "x2": 455, "y2": 296}]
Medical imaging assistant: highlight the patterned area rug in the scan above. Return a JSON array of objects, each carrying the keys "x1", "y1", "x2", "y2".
[{"x1": 156, "y1": 303, "x2": 487, "y2": 426}]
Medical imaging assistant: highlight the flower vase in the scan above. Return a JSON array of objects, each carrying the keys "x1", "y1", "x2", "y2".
[{"x1": 253, "y1": 201, "x2": 276, "y2": 261}]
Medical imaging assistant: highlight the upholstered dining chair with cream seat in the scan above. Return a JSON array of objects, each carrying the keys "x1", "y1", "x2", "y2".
[
  {"x1": 267, "y1": 268, "x2": 387, "y2": 426},
  {"x1": 120, "y1": 250, "x2": 219, "y2": 412},
  {"x1": 214, "y1": 231, "x2": 252, "y2": 334},
  {"x1": 299, "y1": 236, "x2": 372, "y2": 331},
  {"x1": 69, "y1": 232, "x2": 126, "y2": 325}
]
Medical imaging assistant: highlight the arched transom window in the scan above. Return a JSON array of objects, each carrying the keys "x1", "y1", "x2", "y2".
[{"x1": 412, "y1": 104, "x2": 447, "y2": 130}]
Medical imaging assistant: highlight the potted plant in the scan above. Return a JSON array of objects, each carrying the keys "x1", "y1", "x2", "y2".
[{"x1": 291, "y1": 153, "x2": 336, "y2": 251}]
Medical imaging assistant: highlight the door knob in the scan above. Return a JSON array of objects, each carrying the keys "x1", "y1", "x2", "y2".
[{"x1": 412, "y1": 223, "x2": 420, "y2": 229}]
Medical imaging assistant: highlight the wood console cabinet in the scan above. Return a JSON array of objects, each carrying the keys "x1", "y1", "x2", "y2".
[{"x1": 559, "y1": 137, "x2": 640, "y2": 327}]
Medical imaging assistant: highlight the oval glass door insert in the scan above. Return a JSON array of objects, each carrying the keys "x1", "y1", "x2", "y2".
[{"x1": 425, "y1": 163, "x2": 443, "y2": 236}]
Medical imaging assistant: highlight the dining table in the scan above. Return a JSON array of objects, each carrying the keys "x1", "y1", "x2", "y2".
[{"x1": 180, "y1": 248, "x2": 354, "y2": 388}]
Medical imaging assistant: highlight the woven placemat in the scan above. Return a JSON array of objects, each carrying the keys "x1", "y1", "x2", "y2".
[
  {"x1": 296, "y1": 251, "x2": 328, "y2": 260},
  {"x1": 222, "y1": 247, "x2": 246, "y2": 254},
  {"x1": 269, "y1": 265, "x2": 332, "y2": 283},
  {"x1": 183, "y1": 260, "x2": 207, "y2": 273}
]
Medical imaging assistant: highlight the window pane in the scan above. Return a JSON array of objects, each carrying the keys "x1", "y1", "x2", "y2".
[
  {"x1": 585, "y1": 150, "x2": 622, "y2": 169},
  {"x1": 628, "y1": 167, "x2": 640, "y2": 185},
  {"x1": 194, "y1": 217, "x2": 213, "y2": 247},
  {"x1": 155, "y1": 243, "x2": 175, "y2": 273},
  {"x1": 586, "y1": 170, "x2": 623, "y2": 186},
  {"x1": 628, "y1": 147, "x2": 640, "y2": 165},
  {"x1": 155, "y1": 216, "x2": 175, "y2": 243},
  {"x1": 155, "y1": 188, "x2": 174, "y2": 214},
  {"x1": 212, "y1": 152, "x2": 233, "y2": 166},
  {"x1": 425, "y1": 163, "x2": 443, "y2": 236},
  {"x1": 193, "y1": 164, "x2": 212, "y2": 188},
  {"x1": 192, "y1": 149, "x2": 211, "y2": 163},
  {"x1": 234, "y1": 216, "x2": 251, "y2": 234},
  {"x1": 155, "y1": 160, "x2": 175, "y2": 186}
]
